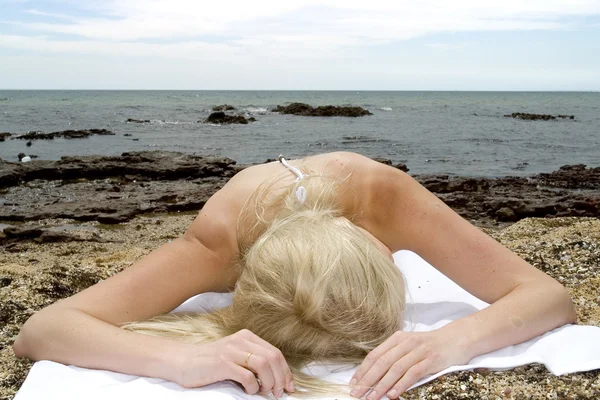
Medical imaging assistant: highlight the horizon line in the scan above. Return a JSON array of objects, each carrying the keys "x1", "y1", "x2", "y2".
[{"x1": 1, "y1": 89, "x2": 599, "y2": 93}]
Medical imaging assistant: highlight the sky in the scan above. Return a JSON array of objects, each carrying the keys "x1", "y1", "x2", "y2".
[{"x1": 1, "y1": 0, "x2": 600, "y2": 90}]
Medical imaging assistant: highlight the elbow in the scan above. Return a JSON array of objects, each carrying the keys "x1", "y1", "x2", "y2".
[
  {"x1": 12, "y1": 310, "x2": 47, "y2": 360},
  {"x1": 12, "y1": 332, "x2": 27, "y2": 359},
  {"x1": 13, "y1": 313, "x2": 38, "y2": 359},
  {"x1": 551, "y1": 281, "x2": 577, "y2": 325}
]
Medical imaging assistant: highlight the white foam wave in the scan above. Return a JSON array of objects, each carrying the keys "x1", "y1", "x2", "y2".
[
  {"x1": 244, "y1": 107, "x2": 269, "y2": 114},
  {"x1": 152, "y1": 120, "x2": 196, "y2": 125},
  {"x1": 378, "y1": 107, "x2": 393, "y2": 111}
]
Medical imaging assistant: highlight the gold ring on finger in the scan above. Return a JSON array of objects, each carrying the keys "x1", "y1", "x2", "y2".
[{"x1": 245, "y1": 352, "x2": 253, "y2": 369}]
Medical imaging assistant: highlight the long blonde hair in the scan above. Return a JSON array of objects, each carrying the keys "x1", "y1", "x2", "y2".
[{"x1": 123, "y1": 167, "x2": 406, "y2": 397}]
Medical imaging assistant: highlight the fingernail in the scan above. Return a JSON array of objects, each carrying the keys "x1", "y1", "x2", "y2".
[
  {"x1": 278, "y1": 389, "x2": 284, "y2": 397},
  {"x1": 288, "y1": 382, "x2": 295, "y2": 392},
  {"x1": 366, "y1": 390, "x2": 377, "y2": 400},
  {"x1": 350, "y1": 389, "x2": 360, "y2": 397},
  {"x1": 387, "y1": 389, "x2": 397, "y2": 399},
  {"x1": 350, "y1": 378, "x2": 357, "y2": 386}
]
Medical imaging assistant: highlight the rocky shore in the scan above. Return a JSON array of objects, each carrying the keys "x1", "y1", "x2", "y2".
[
  {"x1": 1, "y1": 152, "x2": 599, "y2": 399},
  {"x1": 1, "y1": 152, "x2": 597, "y2": 229}
]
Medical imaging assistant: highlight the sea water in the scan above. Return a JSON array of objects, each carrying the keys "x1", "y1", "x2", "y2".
[{"x1": 0, "y1": 90, "x2": 598, "y2": 176}]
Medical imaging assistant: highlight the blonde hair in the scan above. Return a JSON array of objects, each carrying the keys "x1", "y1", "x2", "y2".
[{"x1": 123, "y1": 168, "x2": 406, "y2": 397}]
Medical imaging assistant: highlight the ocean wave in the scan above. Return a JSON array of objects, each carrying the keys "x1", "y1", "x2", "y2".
[
  {"x1": 152, "y1": 120, "x2": 196, "y2": 125},
  {"x1": 341, "y1": 135, "x2": 390, "y2": 144},
  {"x1": 244, "y1": 106, "x2": 269, "y2": 114},
  {"x1": 377, "y1": 107, "x2": 393, "y2": 111},
  {"x1": 463, "y1": 137, "x2": 510, "y2": 144}
]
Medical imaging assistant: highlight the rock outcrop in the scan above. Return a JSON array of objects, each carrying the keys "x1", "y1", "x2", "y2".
[
  {"x1": 212, "y1": 105, "x2": 236, "y2": 111},
  {"x1": 504, "y1": 113, "x2": 575, "y2": 121},
  {"x1": 273, "y1": 103, "x2": 372, "y2": 117},
  {"x1": 202, "y1": 112, "x2": 254, "y2": 125},
  {"x1": 11, "y1": 129, "x2": 114, "y2": 140},
  {"x1": 415, "y1": 167, "x2": 599, "y2": 224},
  {"x1": 0, "y1": 152, "x2": 240, "y2": 224}
]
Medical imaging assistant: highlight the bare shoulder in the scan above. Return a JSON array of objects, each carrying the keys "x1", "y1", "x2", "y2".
[{"x1": 353, "y1": 160, "x2": 556, "y2": 304}]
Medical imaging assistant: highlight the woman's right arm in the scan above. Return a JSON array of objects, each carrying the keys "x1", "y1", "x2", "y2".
[
  {"x1": 13, "y1": 236, "x2": 225, "y2": 380},
  {"x1": 12, "y1": 198, "x2": 238, "y2": 378}
]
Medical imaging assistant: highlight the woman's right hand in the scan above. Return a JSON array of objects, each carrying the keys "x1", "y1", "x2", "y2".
[{"x1": 171, "y1": 329, "x2": 295, "y2": 398}]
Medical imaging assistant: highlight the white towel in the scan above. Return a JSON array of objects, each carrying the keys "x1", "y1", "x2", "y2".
[{"x1": 14, "y1": 250, "x2": 600, "y2": 400}]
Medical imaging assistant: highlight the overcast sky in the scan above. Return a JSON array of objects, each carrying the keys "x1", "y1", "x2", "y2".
[{"x1": 1, "y1": 0, "x2": 599, "y2": 90}]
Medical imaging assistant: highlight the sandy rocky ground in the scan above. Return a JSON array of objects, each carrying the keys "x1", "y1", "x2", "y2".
[{"x1": 0, "y1": 153, "x2": 599, "y2": 399}]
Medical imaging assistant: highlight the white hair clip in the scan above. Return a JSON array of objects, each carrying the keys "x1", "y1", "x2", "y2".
[
  {"x1": 295, "y1": 186, "x2": 307, "y2": 204},
  {"x1": 279, "y1": 154, "x2": 307, "y2": 204}
]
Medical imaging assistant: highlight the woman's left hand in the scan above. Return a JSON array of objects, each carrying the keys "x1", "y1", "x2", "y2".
[{"x1": 349, "y1": 329, "x2": 471, "y2": 399}]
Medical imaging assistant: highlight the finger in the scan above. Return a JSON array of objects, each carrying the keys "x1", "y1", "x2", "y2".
[
  {"x1": 234, "y1": 348, "x2": 276, "y2": 396},
  {"x1": 367, "y1": 354, "x2": 428, "y2": 400},
  {"x1": 350, "y1": 342, "x2": 413, "y2": 399},
  {"x1": 244, "y1": 340, "x2": 289, "y2": 397},
  {"x1": 240, "y1": 341, "x2": 286, "y2": 397},
  {"x1": 237, "y1": 330, "x2": 295, "y2": 393},
  {"x1": 226, "y1": 361, "x2": 260, "y2": 395},
  {"x1": 386, "y1": 359, "x2": 431, "y2": 399},
  {"x1": 351, "y1": 331, "x2": 405, "y2": 385}
]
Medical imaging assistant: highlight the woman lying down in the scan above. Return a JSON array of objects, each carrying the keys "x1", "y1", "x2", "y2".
[{"x1": 13, "y1": 152, "x2": 575, "y2": 399}]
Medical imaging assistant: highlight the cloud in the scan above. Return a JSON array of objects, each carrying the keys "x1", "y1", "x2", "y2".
[
  {"x1": 1, "y1": 0, "x2": 599, "y2": 89},
  {"x1": 25, "y1": 8, "x2": 79, "y2": 21},
  {"x1": 6, "y1": 0, "x2": 600, "y2": 43}
]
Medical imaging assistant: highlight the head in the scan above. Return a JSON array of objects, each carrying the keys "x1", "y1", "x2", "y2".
[{"x1": 229, "y1": 208, "x2": 405, "y2": 364}]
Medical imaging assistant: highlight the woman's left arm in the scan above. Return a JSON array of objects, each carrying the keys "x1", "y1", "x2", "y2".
[{"x1": 349, "y1": 159, "x2": 576, "y2": 399}]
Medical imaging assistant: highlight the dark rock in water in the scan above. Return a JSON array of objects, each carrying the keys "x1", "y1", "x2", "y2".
[
  {"x1": 124, "y1": 134, "x2": 133, "y2": 137},
  {"x1": 26, "y1": 141, "x2": 32, "y2": 147},
  {"x1": 18, "y1": 153, "x2": 26, "y2": 161},
  {"x1": 132, "y1": 138, "x2": 139, "y2": 141},
  {"x1": 248, "y1": 117, "x2": 257, "y2": 122},
  {"x1": 126, "y1": 118, "x2": 151, "y2": 123},
  {"x1": 212, "y1": 104, "x2": 236, "y2": 111},
  {"x1": 504, "y1": 113, "x2": 575, "y2": 121},
  {"x1": 203, "y1": 112, "x2": 253, "y2": 125},
  {"x1": 274, "y1": 103, "x2": 312, "y2": 115},
  {"x1": 0, "y1": 132, "x2": 10, "y2": 141},
  {"x1": 273, "y1": 102, "x2": 372, "y2": 117},
  {"x1": 13, "y1": 129, "x2": 114, "y2": 140}
]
